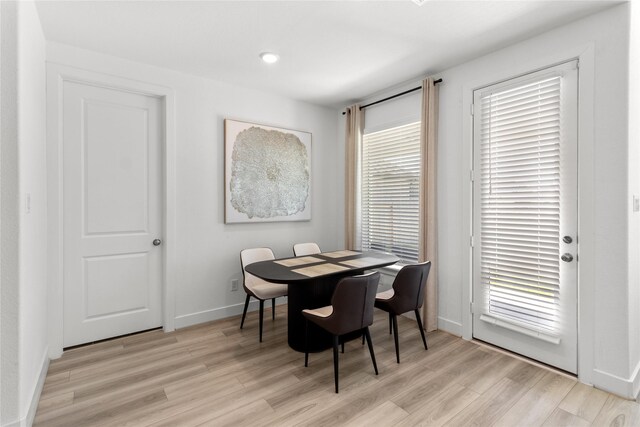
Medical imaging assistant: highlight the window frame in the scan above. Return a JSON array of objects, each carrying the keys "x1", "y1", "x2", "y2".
[{"x1": 359, "y1": 120, "x2": 422, "y2": 265}]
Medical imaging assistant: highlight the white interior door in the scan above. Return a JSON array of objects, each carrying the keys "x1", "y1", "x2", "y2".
[
  {"x1": 63, "y1": 81, "x2": 163, "y2": 347},
  {"x1": 472, "y1": 61, "x2": 578, "y2": 373}
]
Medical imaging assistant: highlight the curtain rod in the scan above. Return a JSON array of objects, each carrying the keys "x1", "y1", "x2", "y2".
[{"x1": 341, "y1": 78, "x2": 442, "y2": 115}]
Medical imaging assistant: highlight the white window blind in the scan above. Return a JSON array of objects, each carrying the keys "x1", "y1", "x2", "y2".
[
  {"x1": 361, "y1": 121, "x2": 420, "y2": 264},
  {"x1": 479, "y1": 75, "x2": 562, "y2": 333}
]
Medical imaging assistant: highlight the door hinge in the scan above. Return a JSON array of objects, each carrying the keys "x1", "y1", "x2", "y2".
[
  {"x1": 470, "y1": 302, "x2": 475, "y2": 314},
  {"x1": 470, "y1": 169, "x2": 474, "y2": 182},
  {"x1": 470, "y1": 235, "x2": 474, "y2": 247}
]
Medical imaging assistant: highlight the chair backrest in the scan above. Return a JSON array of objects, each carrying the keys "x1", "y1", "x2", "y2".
[
  {"x1": 293, "y1": 242, "x2": 321, "y2": 257},
  {"x1": 324, "y1": 272, "x2": 380, "y2": 336},
  {"x1": 240, "y1": 248, "x2": 276, "y2": 291},
  {"x1": 389, "y1": 261, "x2": 432, "y2": 314}
]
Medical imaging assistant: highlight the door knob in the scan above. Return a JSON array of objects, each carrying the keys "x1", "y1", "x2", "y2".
[
  {"x1": 561, "y1": 253, "x2": 573, "y2": 262},
  {"x1": 563, "y1": 236, "x2": 573, "y2": 244},
  {"x1": 153, "y1": 239, "x2": 162, "y2": 246}
]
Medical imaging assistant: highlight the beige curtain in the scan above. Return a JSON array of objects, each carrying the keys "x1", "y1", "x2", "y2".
[
  {"x1": 419, "y1": 78, "x2": 439, "y2": 332},
  {"x1": 344, "y1": 104, "x2": 363, "y2": 250}
]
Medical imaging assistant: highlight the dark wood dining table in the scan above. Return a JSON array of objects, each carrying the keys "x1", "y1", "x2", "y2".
[{"x1": 244, "y1": 250, "x2": 399, "y2": 352}]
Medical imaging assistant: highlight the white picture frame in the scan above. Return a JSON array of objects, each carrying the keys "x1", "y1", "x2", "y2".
[{"x1": 224, "y1": 119, "x2": 312, "y2": 223}]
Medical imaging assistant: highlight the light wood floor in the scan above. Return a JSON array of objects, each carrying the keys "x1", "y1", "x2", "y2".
[{"x1": 35, "y1": 306, "x2": 640, "y2": 426}]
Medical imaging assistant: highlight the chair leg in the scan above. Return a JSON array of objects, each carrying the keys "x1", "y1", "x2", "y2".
[
  {"x1": 333, "y1": 335, "x2": 340, "y2": 393},
  {"x1": 415, "y1": 309, "x2": 428, "y2": 350},
  {"x1": 341, "y1": 341, "x2": 344, "y2": 354},
  {"x1": 389, "y1": 312, "x2": 393, "y2": 335},
  {"x1": 272, "y1": 298, "x2": 276, "y2": 320},
  {"x1": 304, "y1": 319, "x2": 309, "y2": 367},
  {"x1": 259, "y1": 299, "x2": 264, "y2": 342},
  {"x1": 364, "y1": 327, "x2": 378, "y2": 375},
  {"x1": 392, "y1": 313, "x2": 400, "y2": 363},
  {"x1": 240, "y1": 294, "x2": 250, "y2": 329}
]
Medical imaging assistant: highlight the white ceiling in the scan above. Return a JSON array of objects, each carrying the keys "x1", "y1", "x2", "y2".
[{"x1": 35, "y1": 1, "x2": 621, "y2": 108}]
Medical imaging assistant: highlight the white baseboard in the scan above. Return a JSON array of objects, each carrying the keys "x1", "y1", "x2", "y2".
[
  {"x1": 592, "y1": 364, "x2": 640, "y2": 399},
  {"x1": 633, "y1": 359, "x2": 640, "y2": 399},
  {"x1": 174, "y1": 297, "x2": 287, "y2": 329},
  {"x1": 438, "y1": 316, "x2": 462, "y2": 337},
  {"x1": 26, "y1": 349, "x2": 49, "y2": 427},
  {"x1": 4, "y1": 348, "x2": 50, "y2": 427}
]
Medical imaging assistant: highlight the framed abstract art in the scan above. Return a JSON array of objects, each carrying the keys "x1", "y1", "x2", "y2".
[{"x1": 224, "y1": 119, "x2": 312, "y2": 223}]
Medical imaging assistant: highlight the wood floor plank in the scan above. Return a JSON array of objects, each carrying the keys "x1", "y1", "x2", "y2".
[
  {"x1": 35, "y1": 388, "x2": 167, "y2": 427},
  {"x1": 68, "y1": 344, "x2": 190, "y2": 381},
  {"x1": 558, "y1": 381, "x2": 609, "y2": 422},
  {"x1": 149, "y1": 390, "x2": 274, "y2": 427},
  {"x1": 346, "y1": 400, "x2": 409, "y2": 426},
  {"x1": 34, "y1": 391, "x2": 74, "y2": 416},
  {"x1": 442, "y1": 377, "x2": 530, "y2": 427},
  {"x1": 35, "y1": 309, "x2": 640, "y2": 427},
  {"x1": 196, "y1": 399, "x2": 275, "y2": 427},
  {"x1": 591, "y1": 394, "x2": 640, "y2": 426},
  {"x1": 395, "y1": 382, "x2": 480, "y2": 427},
  {"x1": 129, "y1": 364, "x2": 300, "y2": 426},
  {"x1": 274, "y1": 334, "x2": 455, "y2": 426},
  {"x1": 493, "y1": 371, "x2": 576, "y2": 427},
  {"x1": 99, "y1": 376, "x2": 269, "y2": 427},
  {"x1": 73, "y1": 362, "x2": 208, "y2": 402},
  {"x1": 542, "y1": 407, "x2": 591, "y2": 427},
  {"x1": 260, "y1": 371, "x2": 378, "y2": 426},
  {"x1": 456, "y1": 352, "x2": 523, "y2": 394},
  {"x1": 391, "y1": 370, "x2": 459, "y2": 414},
  {"x1": 505, "y1": 358, "x2": 548, "y2": 388},
  {"x1": 40, "y1": 370, "x2": 70, "y2": 392},
  {"x1": 47, "y1": 344, "x2": 125, "y2": 376},
  {"x1": 163, "y1": 371, "x2": 242, "y2": 401},
  {"x1": 43, "y1": 351, "x2": 197, "y2": 398}
]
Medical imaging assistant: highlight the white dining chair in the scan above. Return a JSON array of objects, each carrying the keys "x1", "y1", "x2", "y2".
[
  {"x1": 240, "y1": 248, "x2": 288, "y2": 342},
  {"x1": 293, "y1": 242, "x2": 321, "y2": 257}
]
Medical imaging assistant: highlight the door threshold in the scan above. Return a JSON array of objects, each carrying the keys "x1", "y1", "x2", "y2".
[
  {"x1": 63, "y1": 327, "x2": 163, "y2": 351},
  {"x1": 471, "y1": 337, "x2": 577, "y2": 379}
]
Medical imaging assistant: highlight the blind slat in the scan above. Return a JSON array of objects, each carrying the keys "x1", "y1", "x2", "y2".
[
  {"x1": 362, "y1": 121, "x2": 421, "y2": 264},
  {"x1": 479, "y1": 75, "x2": 562, "y2": 333}
]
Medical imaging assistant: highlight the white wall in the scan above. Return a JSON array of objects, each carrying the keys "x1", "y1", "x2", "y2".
[
  {"x1": 627, "y1": 0, "x2": 640, "y2": 398},
  {"x1": 434, "y1": 4, "x2": 632, "y2": 396},
  {"x1": 1, "y1": 1, "x2": 48, "y2": 426},
  {"x1": 46, "y1": 42, "x2": 343, "y2": 332},
  {"x1": 1, "y1": 2, "x2": 22, "y2": 424},
  {"x1": 17, "y1": 1, "x2": 49, "y2": 424}
]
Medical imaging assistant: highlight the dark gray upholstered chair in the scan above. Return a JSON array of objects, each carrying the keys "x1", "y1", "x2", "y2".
[
  {"x1": 293, "y1": 242, "x2": 321, "y2": 257},
  {"x1": 240, "y1": 248, "x2": 288, "y2": 342},
  {"x1": 374, "y1": 261, "x2": 431, "y2": 363},
  {"x1": 302, "y1": 272, "x2": 380, "y2": 393}
]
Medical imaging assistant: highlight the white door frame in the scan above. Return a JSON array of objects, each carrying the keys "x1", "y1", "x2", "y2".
[
  {"x1": 47, "y1": 64, "x2": 177, "y2": 358},
  {"x1": 460, "y1": 43, "x2": 596, "y2": 384}
]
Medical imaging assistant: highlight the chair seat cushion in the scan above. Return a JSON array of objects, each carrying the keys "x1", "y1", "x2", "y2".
[
  {"x1": 247, "y1": 274, "x2": 288, "y2": 300},
  {"x1": 375, "y1": 289, "x2": 394, "y2": 301},
  {"x1": 302, "y1": 305, "x2": 333, "y2": 318}
]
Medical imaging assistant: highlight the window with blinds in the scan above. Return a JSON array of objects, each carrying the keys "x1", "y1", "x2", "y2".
[
  {"x1": 479, "y1": 75, "x2": 562, "y2": 334},
  {"x1": 361, "y1": 121, "x2": 420, "y2": 264}
]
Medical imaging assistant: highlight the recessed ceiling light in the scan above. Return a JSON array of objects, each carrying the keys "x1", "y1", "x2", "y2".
[{"x1": 260, "y1": 52, "x2": 279, "y2": 64}]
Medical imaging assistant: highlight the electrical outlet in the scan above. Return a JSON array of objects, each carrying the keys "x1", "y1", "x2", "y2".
[{"x1": 231, "y1": 279, "x2": 239, "y2": 292}]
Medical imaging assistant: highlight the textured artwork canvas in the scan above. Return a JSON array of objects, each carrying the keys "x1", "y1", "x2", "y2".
[{"x1": 225, "y1": 119, "x2": 312, "y2": 223}]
